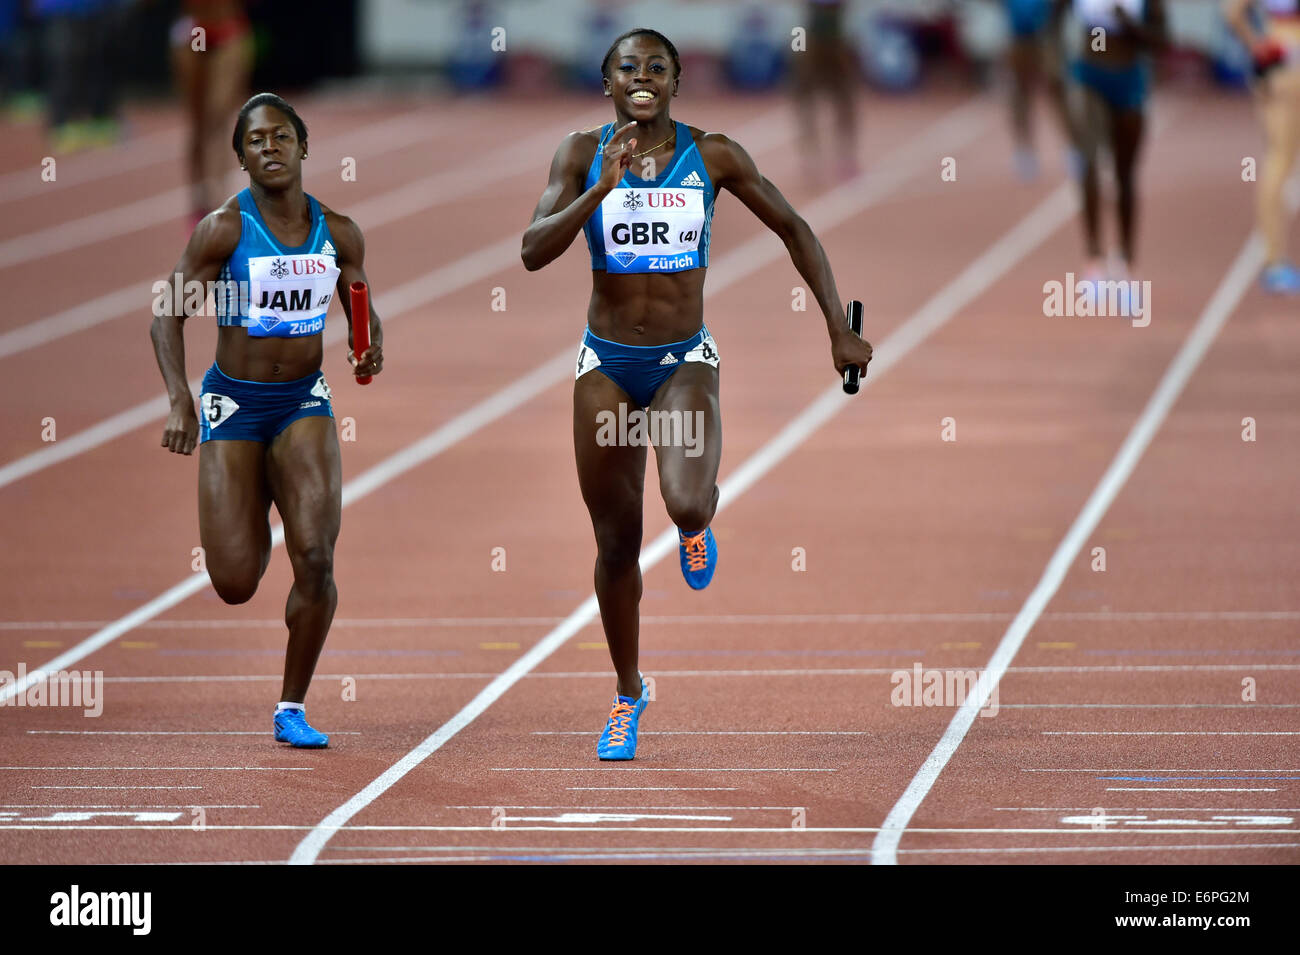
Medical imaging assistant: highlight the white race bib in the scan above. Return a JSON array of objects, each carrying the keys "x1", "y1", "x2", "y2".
[
  {"x1": 601, "y1": 187, "x2": 706, "y2": 274},
  {"x1": 247, "y1": 253, "x2": 339, "y2": 338}
]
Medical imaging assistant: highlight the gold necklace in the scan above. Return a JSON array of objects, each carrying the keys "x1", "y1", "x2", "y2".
[{"x1": 631, "y1": 134, "x2": 675, "y2": 159}]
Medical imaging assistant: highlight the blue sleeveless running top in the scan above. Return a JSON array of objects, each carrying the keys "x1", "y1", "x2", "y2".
[
  {"x1": 582, "y1": 121, "x2": 716, "y2": 274},
  {"x1": 215, "y1": 187, "x2": 339, "y2": 338}
]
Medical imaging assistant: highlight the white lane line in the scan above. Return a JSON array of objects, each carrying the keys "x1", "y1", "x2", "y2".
[
  {"x1": 1005, "y1": 704, "x2": 1300, "y2": 709},
  {"x1": 32, "y1": 786, "x2": 203, "y2": 791},
  {"x1": 0, "y1": 804, "x2": 258, "y2": 808},
  {"x1": 445, "y1": 804, "x2": 796, "y2": 810},
  {"x1": 871, "y1": 204, "x2": 1295, "y2": 867},
  {"x1": 1044, "y1": 731, "x2": 1300, "y2": 736},
  {"x1": 531, "y1": 731, "x2": 872, "y2": 735},
  {"x1": 1022, "y1": 768, "x2": 1300, "y2": 772},
  {"x1": 9, "y1": 608, "x2": 1296, "y2": 628},
  {"x1": 897, "y1": 843, "x2": 1300, "y2": 855},
  {"x1": 1106, "y1": 787, "x2": 1278, "y2": 792},
  {"x1": 998, "y1": 806, "x2": 1300, "y2": 811},
  {"x1": 64, "y1": 662, "x2": 1300, "y2": 685},
  {"x1": 0, "y1": 353, "x2": 571, "y2": 703},
  {"x1": 487, "y1": 767, "x2": 837, "y2": 773},
  {"x1": 568, "y1": 787, "x2": 738, "y2": 792},
  {"x1": 2, "y1": 765, "x2": 313, "y2": 770},
  {"x1": 6, "y1": 824, "x2": 1299, "y2": 834},
  {"x1": 25, "y1": 730, "x2": 362, "y2": 735}
]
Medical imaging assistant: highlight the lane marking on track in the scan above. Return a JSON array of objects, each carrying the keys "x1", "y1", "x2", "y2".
[
  {"x1": 0, "y1": 803, "x2": 259, "y2": 808},
  {"x1": 1022, "y1": 768, "x2": 1300, "y2": 771},
  {"x1": 487, "y1": 767, "x2": 837, "y2": 773},
  {"x1": 55, "y1": 662, "x2": 1300, "y2": 686},
  {"x1": 32, "y1": 786, "x2": 204, "y2": 790},
  {"x1": 0, "y1": 765, "x2": 314, "y2": 770},
  {"x1": 1106, "y1": 787, "x2": 1278, "y2": 792},
  {"x1": 568, "y1": 787, "x2": 738, "y2": 791},
  {"x1": 7, "y1": 609, "x2": 1298, "y2": 628},
  {"x1": 1044, "y1": 731, "x2": 1300, "y2": 736},
  {"x1": 25, "y1": 730, "x2": 363, "y2": 735},
  {"x1": 3, "y1": 824, "x2": 1297, "y2": 834},
  {"x1": 531, "y1": 730, "x2": 872, "y2": 735},
  {"x1": 998, "y1": 806, "x2": 1300, "y2": 811},
  {"x1": 871, "y1": 180, "x2": 1300, "y2": 866},
  {"x1": 896, "y1": 843, "x2": 1300, "y2": 855},
  {"x1": 0, "y1": 102, "x2": 994, "y2": 699},
  {"x1": 1004, "y1": 703, "x2": 1300, "y2": 709},
  {"x1": 445, "y1": 804, "x2": 798, "y2": 810}
]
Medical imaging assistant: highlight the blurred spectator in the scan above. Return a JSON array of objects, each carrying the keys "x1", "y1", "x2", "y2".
[
  {"x1": 790, "y1": 0, "x2": 861, "y2": 184},
  {"x1": 3, "y1": 0, "x2": 46, "y2": 121},
  {"x1": 36, "y1": 0, "x2": 127, "y2": 152},
  {"x1": 171, "y1": 0, "x2": 253, "y2": 227}
]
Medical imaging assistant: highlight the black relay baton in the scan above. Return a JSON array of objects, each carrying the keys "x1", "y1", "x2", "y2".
[{"x1": 843, "y1": 300, "x2": 864, "y2": 395}]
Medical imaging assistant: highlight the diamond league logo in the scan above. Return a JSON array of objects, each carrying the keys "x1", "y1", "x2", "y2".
[
  {"x1": 611, "y1": 251, "x2": 637, "y2": 268},
  {"x1": 622, "y1": 192, "x2": 643, "y2": 211},
  {"x1": 269, "y1": 258, "x2": 289, "y2": 279}
]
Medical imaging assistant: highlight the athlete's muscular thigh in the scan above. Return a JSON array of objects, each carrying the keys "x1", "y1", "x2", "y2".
[
  {"x1": 574, "y1": 370, "x2": 647, "y2": 558},
  {"x1": 266, "y1": 416, "x2": 341, "y2": 568},
  {"x1": 649, "y1": 362, "x2": 721, "y2": 529},
  {"x1": 199, "y1": 439, "x2": 272, "y2": 601}
]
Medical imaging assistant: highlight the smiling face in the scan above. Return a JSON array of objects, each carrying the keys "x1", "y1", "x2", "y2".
[
  {"x1": 603, "y1": 34, "x2": 679, "y2": 120},
  {"x1": 239, "y1": 105, "x2": 306, "y2": 187}
]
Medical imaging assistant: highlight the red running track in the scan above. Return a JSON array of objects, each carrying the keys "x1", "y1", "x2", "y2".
[{"x1": 0, "y1": 86, "x2": 1296, "y2": 865}]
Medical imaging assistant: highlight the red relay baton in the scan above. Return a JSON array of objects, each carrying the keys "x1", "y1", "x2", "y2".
[{"x1": 349, "y1": 281, "x2": 372, "y2": 385}]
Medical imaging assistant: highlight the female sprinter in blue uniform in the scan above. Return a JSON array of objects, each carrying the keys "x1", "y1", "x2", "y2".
[
  {"x1": 522, "y1": 29, "x2": 872, "y2": 760},
  {"x1": 1054, "y1": 0, "x2": 1167, "y2": 283},
  {"x1": 149, "y1": 93, "x2": 384, "y2": 748}
]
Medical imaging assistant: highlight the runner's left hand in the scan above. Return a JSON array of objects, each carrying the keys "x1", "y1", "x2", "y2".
[
  {"x1": 349, "y1": 345, "x2": 384, "y2": 378},
  {"x1": 830, "y1": 324, "x2": 872, "y2": 378}
]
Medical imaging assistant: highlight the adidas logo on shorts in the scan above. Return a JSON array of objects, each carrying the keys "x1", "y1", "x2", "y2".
[
  {"x1": 659, "y1": 353, "x2": 678, "y2": 365},
  {"x1": 680, "y1": 170, "x2": 705, "y2": 187}
]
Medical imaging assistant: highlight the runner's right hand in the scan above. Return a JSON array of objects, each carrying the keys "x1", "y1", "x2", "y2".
[
  {"x1": 162, "y1": 400, "x2": 199, "y2": 456},
  {"x1": 597, "y1": 122, "x2": 639, "y2": 191}
]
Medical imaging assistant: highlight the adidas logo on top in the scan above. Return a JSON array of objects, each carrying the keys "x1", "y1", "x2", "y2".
[
  {"x1": 321, "y1": 240, "x2": 336, "y2": 258},
  {"x1": 659, "y1": 353, "x2": 678, "y2": 365},
  {"x1": 680, "y1": 170, "x2": 705, "y2": 187}
]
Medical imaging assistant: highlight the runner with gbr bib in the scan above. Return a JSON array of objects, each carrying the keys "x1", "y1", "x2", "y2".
[
  {"x1": 522, "y1": 29, "x2": 872, "y2": 763},
  {"x1": 583, "y1": 119, "x2": 714, "y2": 274}
]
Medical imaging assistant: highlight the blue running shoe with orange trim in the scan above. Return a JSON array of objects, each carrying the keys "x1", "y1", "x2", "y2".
[
  {"x1": 274, "y1": 708, "x2": 329, "y2": 748},
  {"x1": 597, "y1": 678, "x2": 648, "y2": 761},
  {"x1": 678, "y1": 527, "x2": 717, "y2": 590}
]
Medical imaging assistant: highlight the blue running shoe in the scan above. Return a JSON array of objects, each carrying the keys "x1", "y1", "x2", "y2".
[
  {"x1": 597, "y1": 679, "x2": 648, "y2": 761},
  {"x1": 678, "y1": 527, "x2": 718, "y2": 590},
  {"x1": 274, "y1": 708, "x2": 329, "y2": 748},
  {"x1": 1262, "y1": 262, "x2": 1300, "y2": 295}
]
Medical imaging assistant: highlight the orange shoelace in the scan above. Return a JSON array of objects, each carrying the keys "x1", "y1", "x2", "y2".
[
  {"x1": 681, "y1": 530, "x2": 710, "y2": 572},
  {"x1": 604, "y1": 700, "x2": 635, "y2": 747}
]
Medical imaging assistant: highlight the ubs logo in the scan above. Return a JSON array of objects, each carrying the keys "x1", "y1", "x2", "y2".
[
  {"x1": 270, "y1": 258, "x2": 289, "y2": 279},
  {"x1": 623, "y1": 192, "x2": 643, "y2": 211}
]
